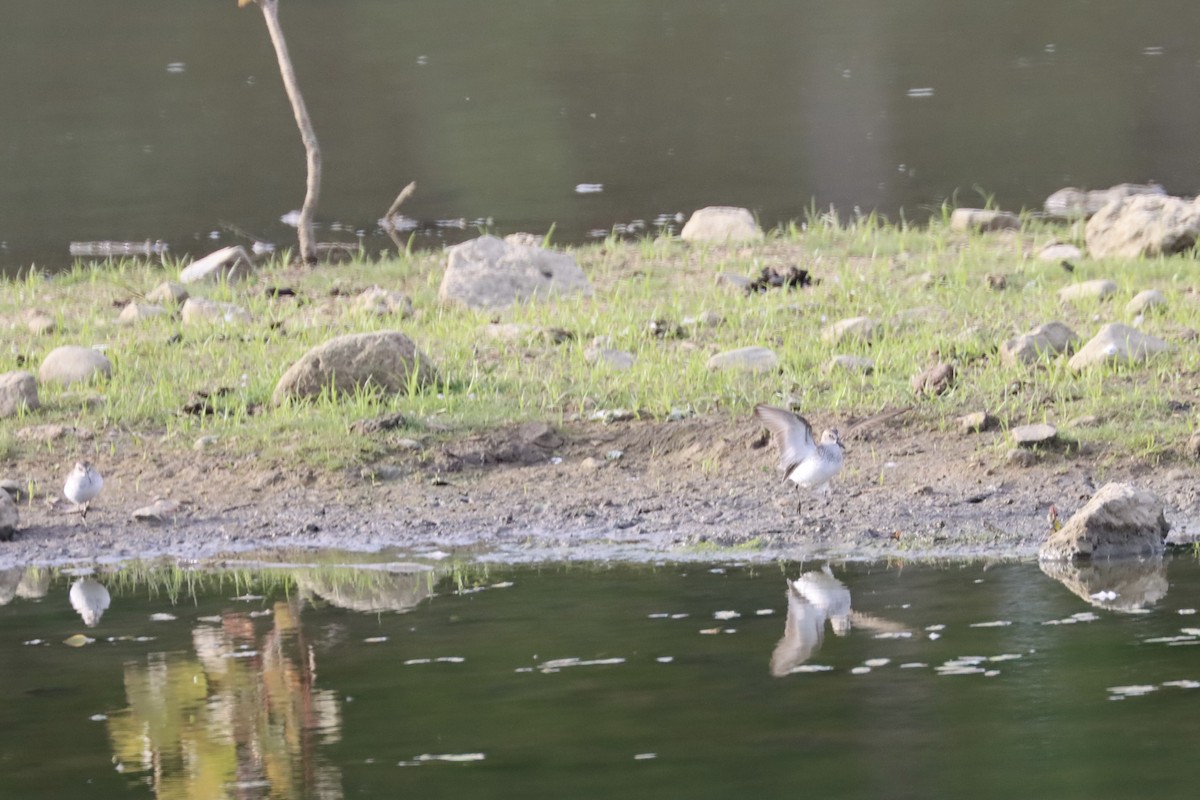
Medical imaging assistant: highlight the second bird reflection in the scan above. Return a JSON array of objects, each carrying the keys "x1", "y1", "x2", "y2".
[{"x1": 770, "y1": 566, "x2": 908, "y2": 677}]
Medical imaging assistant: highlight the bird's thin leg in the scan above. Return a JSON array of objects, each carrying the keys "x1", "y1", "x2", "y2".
[{"x1": 80, "y1": 503, "x2": 89, "y2": 523}]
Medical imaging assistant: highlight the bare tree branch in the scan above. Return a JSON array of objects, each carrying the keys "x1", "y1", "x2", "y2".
[
  {"x1": 254, "y1": 0, "x2": 321, "y2": 265},
  {"x1": 382, "y1": 181, "x2": 417, "y2": 253}
]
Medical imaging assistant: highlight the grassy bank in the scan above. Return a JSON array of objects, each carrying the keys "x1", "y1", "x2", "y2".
[{"x1": 2, "y1": 215, "x2": 1198, "y2": 475}]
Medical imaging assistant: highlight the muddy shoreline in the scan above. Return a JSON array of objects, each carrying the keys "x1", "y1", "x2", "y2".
[{"x1": 4, "y1": 415, "x2": 1198, "y2": 569}]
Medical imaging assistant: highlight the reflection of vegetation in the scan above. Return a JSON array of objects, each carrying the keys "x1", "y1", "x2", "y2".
[{"x1": 106, "y1": 598, "x2": 343, "y2": 799}]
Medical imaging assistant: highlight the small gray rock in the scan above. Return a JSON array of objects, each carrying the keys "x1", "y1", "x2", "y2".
[
  {"x1": 1011, "y1": 423, "x2": 1057, "y2": 447},
  {"x1": 481, "y1": 323, "x2": 533, "y2": 341},
  {"x1": 1000, "y1": 321, "x2": 1079, "y2": 366},
  {"x1": 38, "y1": 346, "x2": 112, "y2": 387},
  {"x1": 822, "y1": 316, "x2": 877, "y2": 344},
  {"x1": 0, "y1": 371, "x2": 39, "y2": 418},
  {"x1": 117, "y1": 302, "x2": 168, "y2": 326},
  {"x1": 680, "y1": 206, "x2": 764, "y2": 243},
  {"x1": 683, "y1": 310, "x2": 724, "y2": 328},
  {"x1": 181, "y1": 297, "x2": 252, "y2": 325},
  {"x1": 1039, "y1": 482, "x2": 1169, "y2": 560},
  {"x1": 949, "y1": 208, "x2": 1021, "y2": 232},
  {"x1": 146, "y1": 281, "x2": 189, "y2": 305},
  {"x1": 356, "y1": 286, "x2": 414, "y2": 318},
  {"x1": 0, "y1": 489, "x2": 17, "y2": 541},
  {"x1": 715, "y1": 273, "x2": 753, "y2": 290},
  {"x1": 589, "y1": 408, "x2": 636, "y2": 423},
  {"x1": 0, "y1": 479, "x2": 32, "y2": 502},
  {"x1": 584, "y1": 347, "x2": 636, "y2": 370},
  {"x1": 1006, "y1": 448, "x2": 1037, "y2": 468},
  {"x1": 1068, "y1": 323, "x2": 1170, "y2": 371},
  {"x1": 1186, "y1": 432, "x2": 1200, "y2": 461},
  {"x1": 825, "y1": 355, "x2": 875, "y2": 375},
  {"x1": 1036, "y1": 242, "x2": 1084, "y2": 262},
  {"x1": 131, "y1": 499, "x2": 181, "y2": 525},
  {"x1": 959, "y1": 411, "x2": 998, "y2": 434},
  {"x1": 1058, "y1": 279, "x2": 1117, "y2": 303},
  {"x1": 22, "y1": 309, "x2": 56, "y2": 335},
  {"x1": 1126, "y1": 289, "x2": 1166, "y2": 316},
  {"x1": 179, "y1": 245, "x2": 254, "y2": 284},
  {"x1": 706, "y1": 346, "x2": 779, "y2": 373},
  {"x1": 912, "y1": 362, "x2": 955, "y2": 396}
]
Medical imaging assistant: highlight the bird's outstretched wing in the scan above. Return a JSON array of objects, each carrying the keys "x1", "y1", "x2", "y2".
[{"x1": 754, "y1": 404, "x2": 816, "y2": 473}]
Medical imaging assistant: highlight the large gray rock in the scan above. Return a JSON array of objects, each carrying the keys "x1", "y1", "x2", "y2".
[
  {"x1": 1085, "y1": 194, "x2": 1200, "y2": 258},
  {"x1": 439, "y1": 235, "x2": 591, "y2": 310},
  {"x1": 1044, "y1": 183, "x2": 1166, "y2": 220},
  {"x1": 0, "y1": 371, "x2": 38, "y2": 418},
  {"x1": 179, "y1": 245, "x2": 253, "y2": 284},
  {"x1": 38, "y1": 346, "x2": 112, "y2": 387},
  {"x1": 949, "y1": 208, "x2": 1021, "y2": 232},
  {"x1": 1000, "y1": 321, "x2": 1079, "y2": 366},
  {"x1": 1039, "y1": 482, "x2": 1169, "y2": 560},
  {"x1": 680, "y1": 206, "x2": 764, "y2": 243},
  {"x1": 1068, "y1": 323, "x2": 1169, "y2": 371},
  {"x1": 272, "y1": 330, "x2": 440, "y2": 405},
  {"x1": 0, "y1": 489, "x2": 16, "y2": 541}
]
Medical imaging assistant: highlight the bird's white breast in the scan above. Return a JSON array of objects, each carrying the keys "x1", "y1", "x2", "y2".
[{"x1": 786, "y1": 446, "x2": 843, "y2": 488}]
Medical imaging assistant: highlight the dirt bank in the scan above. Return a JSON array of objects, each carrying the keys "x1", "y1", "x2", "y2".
[{"x1": 4, "y1": 412, "x2": 1198, "y2": 568}]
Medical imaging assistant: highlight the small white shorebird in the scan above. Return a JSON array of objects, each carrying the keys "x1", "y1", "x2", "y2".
[
  {"x1": 754, "y1": 404, "x2": 910, "y2": 514},
  {"x1": 64, "y1": 461, "x2": 103, "y2": 520},
  {"x1": 754, "y1": 404, "x2": 844, "y2": 513}
]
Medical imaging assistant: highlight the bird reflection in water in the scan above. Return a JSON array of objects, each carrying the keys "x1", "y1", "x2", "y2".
[
  {"x1": 770, "y1": 565, "x2": 908, "y2": 677},
  {"x1": 68, "y1": 577, "x2": 111, "y2": 627}
]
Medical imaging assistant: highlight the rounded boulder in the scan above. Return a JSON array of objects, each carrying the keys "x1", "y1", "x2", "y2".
[
  {"x1": 272, "y1": 330, "x2": 440, "y2": 405},
  {"x1": 39, "y1": 346, "x2": 112, "y2": 387}
]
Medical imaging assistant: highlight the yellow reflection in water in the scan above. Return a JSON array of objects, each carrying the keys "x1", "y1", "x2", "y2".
[{"x1": 105, "y1": 600, "x2": 343, "y2": 799}]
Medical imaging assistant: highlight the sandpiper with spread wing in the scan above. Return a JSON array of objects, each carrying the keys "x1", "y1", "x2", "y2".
[
  {"x1": 754, "y1": 404, "x2": 909, "y2": 514},
  {"x1": 754, "y1": 404, "x2": 844, "y2": 513}
]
